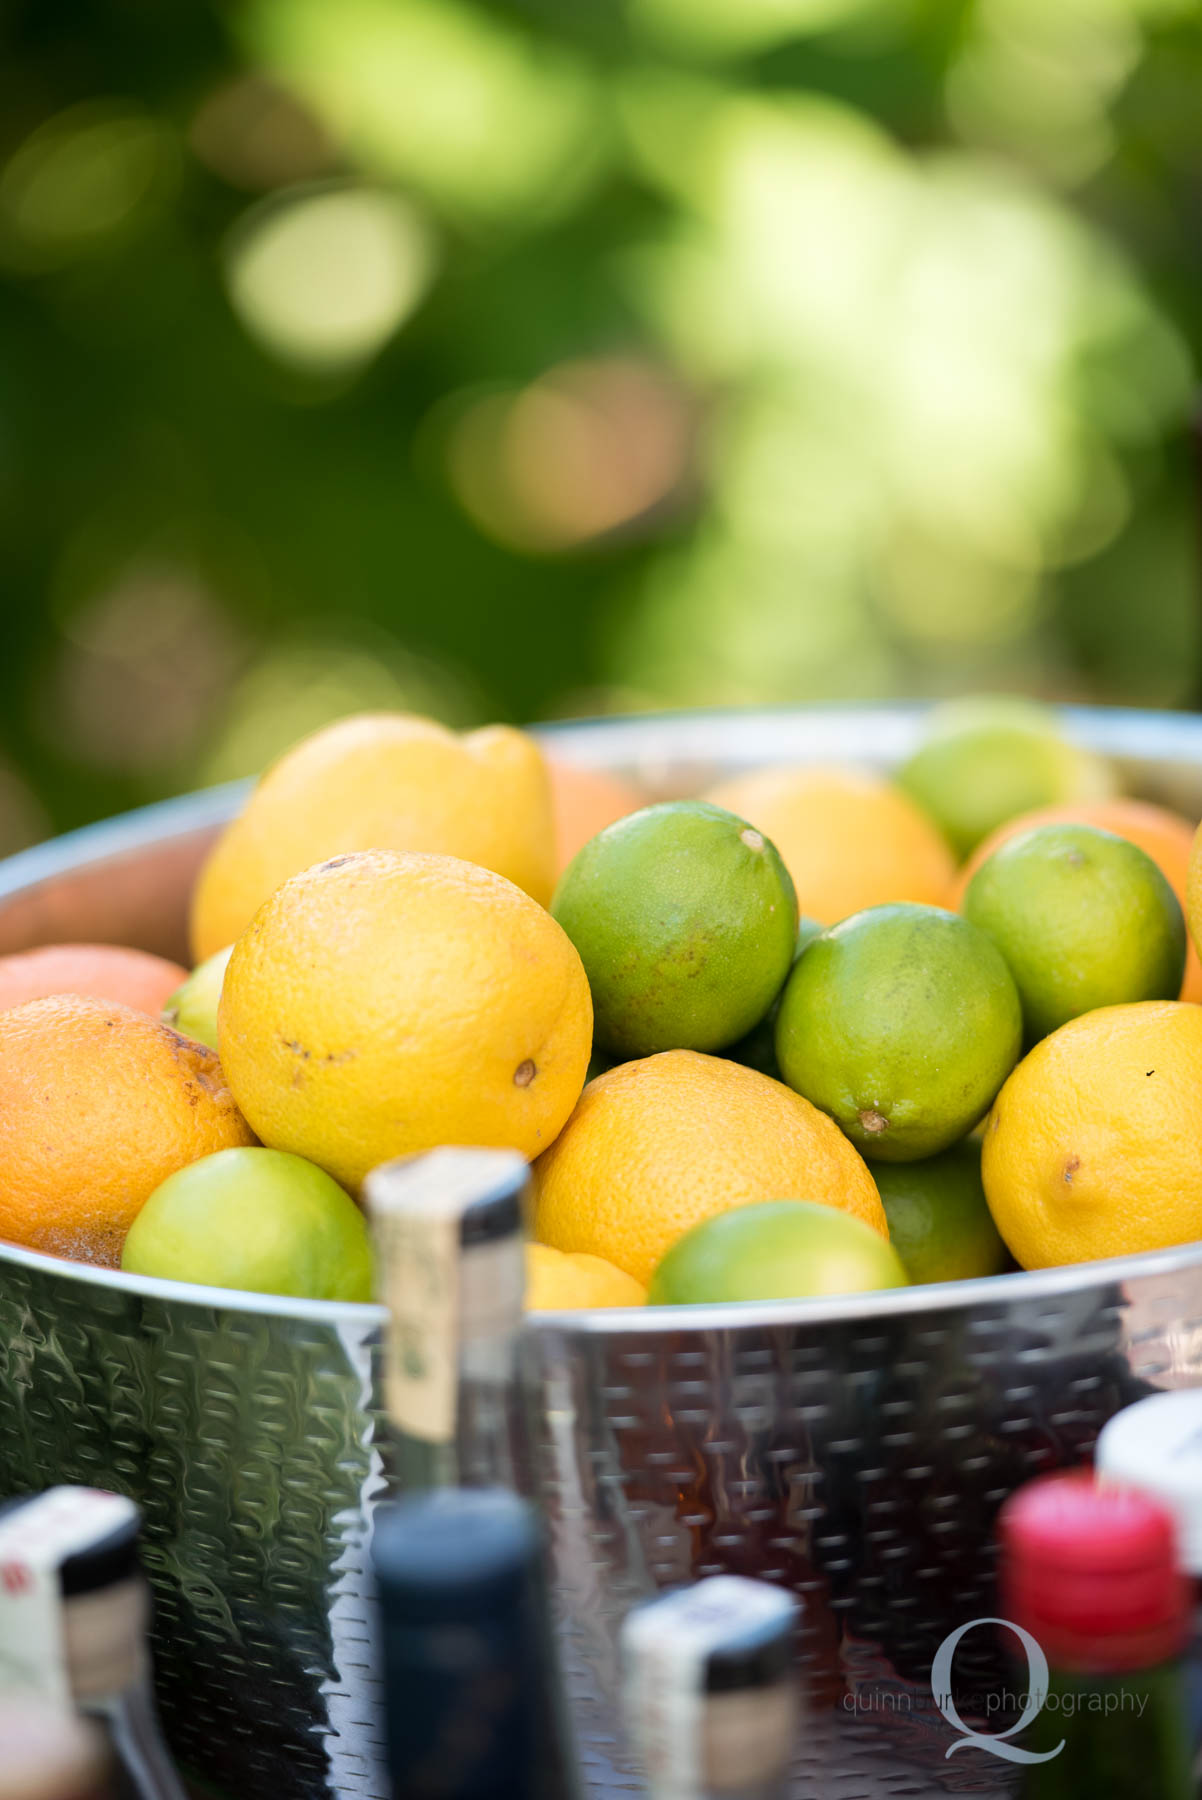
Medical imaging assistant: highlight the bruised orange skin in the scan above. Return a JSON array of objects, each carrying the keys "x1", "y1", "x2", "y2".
[
  {"x1": 217, "y1": 850, "x2": 593, "y2": 1191},
  {"x1": 0, "y1": 994, "x2": 255, "y2": 1268},
  {"x1": 0, "y1": 944, "x2": 189, "y2": 1017}
]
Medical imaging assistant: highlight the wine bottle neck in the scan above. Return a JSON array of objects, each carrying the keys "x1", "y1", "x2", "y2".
[
  {"x1": 1018, "y1": 1658, "x2": 1194, "y2": 1800},
  {"x1": 392, "y1": 1329, "x2": 524, "y2": 1491},
  {"x1": 85, "y1": 1686, "x2": 188, "y2": 1800},
  {"x1": 381, "y1": 1215, "x2": 527, "y2": 1493},
  {"x1": 61, "y1": 1580, "x2": 148, "y2": 1705},
  {"x1": 373, "y1": 1490, "x2": 583, "y2": 1800}
]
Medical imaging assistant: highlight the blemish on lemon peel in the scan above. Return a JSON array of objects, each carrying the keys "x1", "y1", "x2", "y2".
[
  {"x1": 859, "y1": 1108, "x2": 889, "y2": 1135},
  {"x1": 1063, "y1": 1155, "x2": 1080, "y2": 1184},
  {"x1": 514, "y1": 1060, "x2": 537, "y2": 1087},
  {"x1": 217, "y1": 849, "x2": 591, "y2": 1188},
  {"x1": 983, "y1": 1004, "x2": 1202, "y2": 1270}
]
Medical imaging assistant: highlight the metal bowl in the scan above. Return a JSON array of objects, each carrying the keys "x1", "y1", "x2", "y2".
[{"x1": 2, "y1": 705, "x2": 1202, "y2": 1800}]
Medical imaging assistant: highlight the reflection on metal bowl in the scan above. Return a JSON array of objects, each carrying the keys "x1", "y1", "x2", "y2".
[{"x1": 1, "y1": 705, "x2": 1201, "y2": 1800}]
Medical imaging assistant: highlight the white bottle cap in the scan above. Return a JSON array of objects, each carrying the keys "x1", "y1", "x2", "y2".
[
  {"x1": 621, "y1": 1576, "x2": 798, "y2": 1800},
  {"x1": 1096, "y1": 1390, "x2": 1202, "y2": 1575},
  {"x1": 0, "y1": 1488, "x2": 139, "y2": 1703}
]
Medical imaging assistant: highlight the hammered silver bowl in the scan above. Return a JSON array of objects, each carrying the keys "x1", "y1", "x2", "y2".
[{"x1": 3, "y1": 705, "x2": 1202, "y2": 1800}]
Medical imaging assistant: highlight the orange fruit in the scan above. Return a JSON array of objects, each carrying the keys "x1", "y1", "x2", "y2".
[
  {"x1": 191, "y1": 712, "x2": 555, "y2": 961},
  {"x1": 525, "y1": 1243, "x2": 646, "y2": 1309},
  {"x1": 0, "y1": 944, "x2": 188, "y2": 1017},
  {"x1": 951, "y1": 799, "x2": 1202, "y2": 1003},
  {"x1": 532, "y1": 1049, "x2": 886, "y2": 1286},
  {"x1": 982, "y1": 1001, "x2": 1202, "y2": 1269},
  {"x1": 703, "y1": 765, "x2": 954, "y2": 925},
  {"x1": 218, "y1": 850, "x2": 592, "y2": 1191},
  {"x1": 547, "y1": 758, "x2": 644, "y2": 877},
  {"x1": 0, "y1": 995, "x2": 255, "y2": 1268}
]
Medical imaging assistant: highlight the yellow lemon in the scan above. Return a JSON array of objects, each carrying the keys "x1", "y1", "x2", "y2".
[
  {"x1": 191, "y1": 712, "x2": 555, "y2": 961},
  {"x1": 703, "y1": 765, "x2": 953, "y2": 926},
  {"x1": 982, "y1": 1001, "x2": 1202, "y2": 1269},
  {"x1": 525, "y1": 1243, "x2": 646, "y2": 1310},
  {"x1": 218, "y1": 850, "x2": 592, "y2": 1191},
  {"x1": 532, "y1": 1049, "x2": 886, "y2": 1286}
]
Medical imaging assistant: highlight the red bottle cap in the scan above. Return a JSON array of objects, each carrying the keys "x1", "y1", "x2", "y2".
[{"x1": 999, "y1": 1471, "x2": 1189, "y2": 1673}]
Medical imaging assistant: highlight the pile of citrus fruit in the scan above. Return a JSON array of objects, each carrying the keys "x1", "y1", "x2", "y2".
[{"x1": 2, "y1": 698, "x2": 1202, "y2": 1311}]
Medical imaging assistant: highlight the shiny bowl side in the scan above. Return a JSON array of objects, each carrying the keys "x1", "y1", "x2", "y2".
[{"x1": 1, "y1": 704, "x2": 1201, "y2": 1799}]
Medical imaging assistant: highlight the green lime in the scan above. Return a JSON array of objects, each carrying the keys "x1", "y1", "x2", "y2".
[
  {"x1": 775, "y1": 903, "x2": 1022, "y2": 1161},
  {"x1": 163, "y1": 944, "x2": 233, "y2": 1050},
  {"x1": 726, "y1": 916, "x2": 824, "y2": 1079},
  {"x1": 897, "y1": 697, "x2": 1115, "y2": 857},
  {"x1": 121, "y1": 1145, "x2": 374, "y2": 1301},
  {"x1": 871, "y1": 1139, "x2": 1008, "y2": 1284},
  {"x1": 962, "y1": 822, "x2": 1186, "y2": 1041},
  {"x1": 647, "y1": 1199, "x2": 908, "y2": 1304},
  {"x1": 551, "y1": 801, "x2": 798, "y2": 1059}
]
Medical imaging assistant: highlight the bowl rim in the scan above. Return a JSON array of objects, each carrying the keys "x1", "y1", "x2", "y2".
[
  {"x1": 0, "y1": 1220, "x2": 1193, "y2": 1335},
  {"x1": 2, "y1": 698, "x2": 1201, "y2": 1335}
]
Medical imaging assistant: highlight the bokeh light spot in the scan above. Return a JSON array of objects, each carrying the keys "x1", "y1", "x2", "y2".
[
  {"x1": 630, "y1": 0, "x2": 883, "y2": 60},
  {"x1": 190, "y1": 75, "x2": 335, "y2": 191},
  {"x1": 445, "y1": 359, "x2": 694, "y2": 553},
  {"x1": 877, "y1": 527, "x2": 1044, "y2": 653},
  {"x1": 225, "y1": 184, "x2": 435, "y2": 371},
  {"x1": 0, "y1": 102, "x2": 172, "y2": 267},
  {"x1": 240, "y1": 0, "x2": 604, "y2": 226},
  {"x1": 40, "y1": 564, "x2": 244, "y2": 775},
  {"x1": 198, "y1": 633, "x2": 483, "y2": 784}
]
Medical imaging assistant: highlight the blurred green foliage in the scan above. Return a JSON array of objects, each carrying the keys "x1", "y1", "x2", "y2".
[{"x1": 0, "y1": 0, "x2": 1200, "y2": 847}]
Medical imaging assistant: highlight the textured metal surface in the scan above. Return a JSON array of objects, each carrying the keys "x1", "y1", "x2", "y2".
[
  {"x1": 0, "y1": 1249, "x2": 389, "y2": 1798},
  {"x1": 530, "y1": 1261, "x2": 1202, "y2": 1796},
  {"x1": 0, "y1": 704, "x2": 1201, "y2": 1799}
]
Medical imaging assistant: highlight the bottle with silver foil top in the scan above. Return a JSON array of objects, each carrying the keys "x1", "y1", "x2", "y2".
[
  {"x1": 371, "y1": 1486, "x2": 583, "y2": 1800},
  {"x1": 0, "y1": 1488, "x2": 187, "y2": 1800},
  {"x1": 620, "y1": 1576, "x2": 800, "y2": 1800},
  {"x1": 364, "y1": 1146, "x2": 529, "y2": 1493}
]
